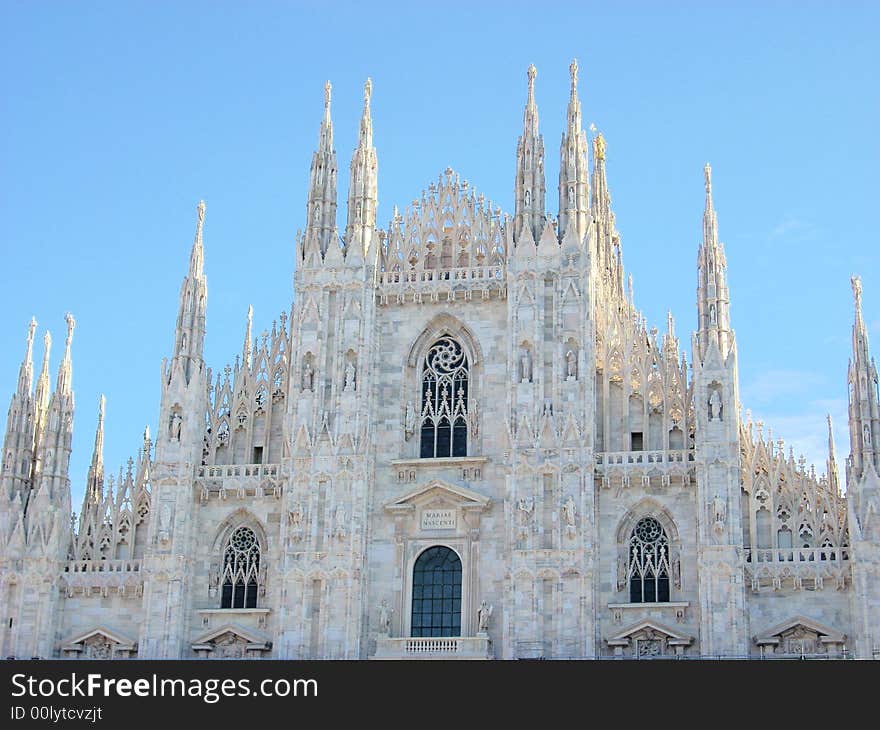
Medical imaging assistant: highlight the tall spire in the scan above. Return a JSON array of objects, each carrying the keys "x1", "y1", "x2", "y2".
[
  {"x1": 344, "y1": 78, "x2": 379, "y2": 260},
  {"x1": 242, "y1": 305, "x2": 253, "y2": 370},
  {"x1": 695, "y1": 164, "x2": 734, "y2": 362},
  {"x1": 16, "y1": 317, "x2": 37, "y2": 398},
  {"x1": 55, "y1": 313, "x2": 75, "y2": 396},
  {"x1": 34, "y1": 331, "x2": 52, "y2": 420},
  {"x1": 170, "y1": 201, "x2": 209, "y2": 384},
  {"x1": 303, "y1": 81, "x2": 338, "y2": 260},
  {"x1": 847, "y1": 275, "x2": 879, "y2": 480},
  {"x1": 590, "y1": 130, "x2": 623, "y2": 299},
  {"x1": 558, "y1": 59, "x2": 590, "y2": 243},
  {"x1": 84, "y1": 395, "x2": 105, "y2": 506},
  {"x1": 827, "y1": 414, "x2": 841, "y2": 495},
  {"x1": 514, "y1": 63, "x2": 546, "y2": 244}
]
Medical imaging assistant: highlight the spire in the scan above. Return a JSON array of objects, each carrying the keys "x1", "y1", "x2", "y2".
[
  {"x1": 34, "y1": 331, "x2": 52, "y2": 419},
  {"x1": 695, "y1": 164, "x2": 734, "y2": 362},
  {"x1": 190, "y1": 200, "x2": 206, "y2": 278},
  {"x1": 514, "y1": 63, "x2": 546, "y2": 244},
  {"x1": 847, "y1": 275, "x2": 879, "y2": 480},
  {"x1": 242, "y1": 305, "x2": 253, "y2": 370},
  {"x1": 344, "y1": 78, "x2": 379, "y2": 260},
  {"x1": 827, "y1": 414, "x2": 841, "y2": 495},
  {"x1": 171, "y1": 201, "x2": 209, "y2": 384},
  {"x1": 303, "y1": 81, "x2": 339, "y2": 261},
  {"x1": 590, "y1": 129, "x2": 623, "y2": 298},
  {"x1": 84, "y1": 395, "x2": 105, "y2": 506},
  {"x1": 558, "y1": 59, "x2": 590, "y2": 243},
  {"x1": 55, "y1": 313, "x2": 75, "y2": 396},
  {"x1": 16, "y1": 317, "x2": 37, "y2": 397}
]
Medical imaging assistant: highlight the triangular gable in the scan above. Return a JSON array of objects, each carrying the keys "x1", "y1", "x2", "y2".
[
  {"x1": 385, "y1": 479, "x2": 490, "y2": 514},
  {"x1": 62, "y1": 626, "x2": 137, "y2": 651},
  {"x1": 608, "y1": 618, "x2": 693, "y2": 646},
  {"x1": 191, "y1": 623, "x2": 270, "y2": 648},
  {"x1": 754, "y1": 615, "x2": 845, "y2": 645}
]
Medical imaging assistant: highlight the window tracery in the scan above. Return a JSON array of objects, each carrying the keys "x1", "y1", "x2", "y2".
[
  {"x1": 220, "y1": 526, "x2": 261, "y2": 609},
  {"x1": 419, "y1": 337, "x2": 469, "y2": 458},
  {"x1": 627, "y1": 517, "x2": 671, "y2": 603}
]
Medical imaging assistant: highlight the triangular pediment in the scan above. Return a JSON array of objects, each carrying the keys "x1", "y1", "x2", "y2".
[
  {"x1": 62, "y1": 626, "x2": 137, "y2": 650},
  {"x1": 608, "y1": 618, "x2": 693, "y2": 644},
  {"x1": 385, "y1": 479, "x2": 490, "y2": 512},
  {"x1": 192, "y1": 623, "x2": 271, "y2": 647},
  {"x1": 755, "y1": 615, "x2": 845, "y2": 644}
]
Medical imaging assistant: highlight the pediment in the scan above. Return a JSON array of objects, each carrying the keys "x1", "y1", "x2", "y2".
[
  {"x1": 385, "y1": 479, "x2": 490, "y2": 513},
  {"x1": 754, "y1": 615, "x2": 845, "y2": 645},
  {"x1": 62, "y1": 626, "x2": 137, "y2": 651},
  {"x1": 192, "y1": 623, "x2": 271, "y2": 648},
  {"x1": 608, "y1": 618, "x2": 693, "y2": 646}
]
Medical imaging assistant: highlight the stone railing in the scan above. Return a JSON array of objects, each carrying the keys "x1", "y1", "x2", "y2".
[
  {"x1": 745, "y1": 547, "x2": 849, "y2": 564},
  {"x1": 195, "y1": 463, "x2": 283, "y2": 502},
  {"x1": 377, "y1": 266, "x2": 506, "y2": 304},
  {"x1": 595, "y1": 450, "x2": 695, "y2": 488},
  {"x1": 743, "y1": 548, "x2": 850, "y2": 592},
  {"x1": 64, "y1": 559, "x2": 142, "y2": 574},
  {"x1": 61, "y1": 559, "x2": 144, "y2": 597},
  {"x1": 373, "y1": 636, "x2": 491, "y2": 659},
  {"x1": 197, "y1": 464, "x2": 280, "y2": 479}
]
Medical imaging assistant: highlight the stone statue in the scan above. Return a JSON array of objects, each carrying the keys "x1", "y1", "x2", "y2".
[
  {"x1": 521, "y1": 349, "x2": 532, "y2": 383},
  {"x1": 169, "y1": 412, "x2": 182, "y2": 441},
  {"x1": 344, "y1": 362, "x2": 356, "y2": 391},
  {"x1": 477, "y1": 600, "x2": 493, "y2": 633},
  {"x1": 302, "y1": 361, "x2": 314, "y2": 391},
  {"x1": 158, "y1": 502, "x2": 173, "y2": 543},
  {"x1": 404, "y1": 401, "x2": 416, "y2": 440},
  {"x1": 378, "y1": 599, "x2": 393, "y2": 636},
  {"x1": 852, "y1": 275, "x2": 862, "y2": 310},
  {"x1": 562, "y1": 494, "x2": 577, "y2": 527},
  {"x1": 517, "y1": 496, "x2": 534, "y2": 524},
  {"x1": 709, "y1": 303, "x2": 717, "y2": 325},
  {"x1": 566, "y1": 350, "x2": 577, "y2": 379},
  {"x1": 712, "y1": 494, "x2": 726, "y2": 530},
  {"x1": 334, "y1": 504, "x2": 347, "y2": 539},
  {"x1": 709, "y1": 389, "x2": 722, "y2": 422}
]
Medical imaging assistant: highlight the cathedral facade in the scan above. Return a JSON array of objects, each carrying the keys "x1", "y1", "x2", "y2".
[{"x1": 2, "y1": 63, "x2": 879, "y2": 660}]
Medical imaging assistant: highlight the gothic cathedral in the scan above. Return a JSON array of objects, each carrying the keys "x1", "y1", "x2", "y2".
[{"x1": 2, "y1": 63, "x2": 879, "y2": 660}]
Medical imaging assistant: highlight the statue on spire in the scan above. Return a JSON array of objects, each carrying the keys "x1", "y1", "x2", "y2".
[
  {"x1": 594, "y1": 131, "x2": 606, "y2": 161},
  {"x1": 852, "y1": 274, "x2": 863, "y2": 312},
  {"x1": 704, "y1": 163, "x2": 712, "y2": 195},
  {"x1": 64, "y1": 312, "x2": 75, "y2": 346},
  {"x1": 527, "y1": 63, "x2": 536, "y2": 89},
  {"x1": 324, "y1": 80, "x2": 331, "y2": 108},
  {"x1": 364, "y1": 78, "x2": 372, "y2": 105},
  {"x1": 569, "y1": 58, "x2": 579, "y2": 91}
]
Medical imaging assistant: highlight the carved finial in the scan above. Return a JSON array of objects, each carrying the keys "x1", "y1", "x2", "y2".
[
  {"x1": 527, "y1": 63, "x2": 536, "y2": 100},
  {"x1": 704, "y1": 163, "x2": 712, "y2": 196},
  {"x1": 569, "y1": 58, "x2": 579, "y2": 92},
  {"x1": 98, "y1": 393, "x2": 105, "y2": 423},
  {"x1": 27, "y1": 317, "x2": 37, "y2": 344},
  {"x1": 364, "y1": 77, "x2": 372, "y2": 105},
  {"x1": 852, "y1": 274, "x2": 863, "y2": 314},
  {"x1": 324, "y1": 80, "x2": 331, "y2": 109},
  {"x1": 197, "y1": 199, "x2": 206, "y2": 225}
]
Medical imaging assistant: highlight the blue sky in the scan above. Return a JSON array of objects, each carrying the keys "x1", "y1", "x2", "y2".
[{"x1": 1, "y1": 1, "x2": 878, "y2": 511}]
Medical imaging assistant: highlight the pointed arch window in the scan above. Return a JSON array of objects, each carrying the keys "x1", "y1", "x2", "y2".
[
  {"x1": 220, "y1": 526, "x2": 261, "y2": 609},
  {"x1": 420, "y1": 337, "x2": 469, "y2": 458},
  {"x1": 627, "y1": 517, "x2": 671, "y2": 603}
]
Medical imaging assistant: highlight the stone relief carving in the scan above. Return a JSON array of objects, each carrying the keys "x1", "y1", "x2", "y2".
[
  {"x1": 404, "y1": 401, "x2": 416, "y2": 440},
  {"x1": 562, "y1": 494, "x2": 577, "y2": 538},
  {"x1": 378, "y1": 599, "x2": 393, "y2": 636}
]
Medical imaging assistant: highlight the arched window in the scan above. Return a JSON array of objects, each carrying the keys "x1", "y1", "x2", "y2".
[
  {"x1": 627, "y1": 517, "x2": 670, "y2": 603},
  {"x1": 420, "y1": 337, "x2": 469, "y2": 458},
  {"x1": 220, "y1": 526, "x2": 261, "y2": 609},
  {"x1": 411, "y1": 546, "x2": 462, "y2": 637}
]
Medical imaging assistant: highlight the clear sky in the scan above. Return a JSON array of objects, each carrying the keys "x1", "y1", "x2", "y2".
[{"x1": 1, "y1": 1, "x2": 878, "y2": 513}]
